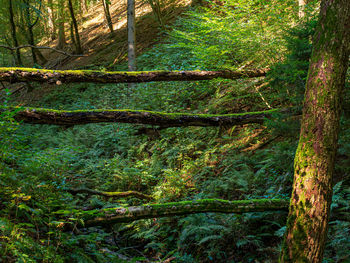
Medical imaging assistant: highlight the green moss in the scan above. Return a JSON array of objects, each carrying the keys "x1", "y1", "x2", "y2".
[{"x1": 8, "y1": 106, "x2": 281, "y2": 119}]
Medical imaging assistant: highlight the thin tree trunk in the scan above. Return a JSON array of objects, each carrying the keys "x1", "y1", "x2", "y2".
[
  {"x1": 68, "y1": 0, "x2": 83, "y2": 54},
  {"x1": 23, "y1": 0, "x2": 37, "y2": 64},
  {"x1": 280, "y1": 0, "x2": 350, "y2": 262},
  {"x1": 102, "y1": 0, "x2": 113, "y2": 33},
  {"x1": 70, "y1": 22, "x2": 77, "y2": 49},
  {"x1": 127, "y1": 0, "x2": 136, "y2": 71},
  {"x1": 127, "y1": 0, "x2": 136, "y2": 90},
  {"x1": 23, "y1": 0, "x2": 47, "y2": 65},
  {"x1": 47, "y1": 0, "x2": 57, "y2": 40},
  {"x1": 57, "y1": 0, "x2": 66, "y2": 49},
  {"x1": 8, "y1": 0, "x2": 22, "y2": 66}
]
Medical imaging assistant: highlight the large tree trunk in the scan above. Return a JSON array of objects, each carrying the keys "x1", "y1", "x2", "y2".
[
  {"x1": 5, "y1": 107, "x2": 285, "y2": 127},
  {"x1": 68, "y1": 199, "x2": 289, "y2": 227},
  {"x1": 8, "y1": 0, "x2": 22, "y2": 66},
  {"x1": 68, "y1": 0, "x2": 83, "y2": 54},
  {"x1": 280, "y1": 0, "x2": 350, "y2": 262},
  {"x1": 0, "y1": 68, "x2": 267, "y2": 84}
]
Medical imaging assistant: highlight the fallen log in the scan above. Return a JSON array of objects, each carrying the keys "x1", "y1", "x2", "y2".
[
  {"x1": 4, "y1": 107, "x2": 285, "y2": 127},
  {"x1": 67, "y1": 188, "x2": 153, "y2": 200},
  {"x1": 0, "y1": 67, "x2": 267, "y2": 84},
  {"x1": 78, "y1": 199, "x2": 289, "y2": 227}
]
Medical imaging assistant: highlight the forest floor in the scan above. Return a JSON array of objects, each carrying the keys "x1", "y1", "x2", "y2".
[{"x1": 40, "y1": 0, "x2": 192, "y2": 69}]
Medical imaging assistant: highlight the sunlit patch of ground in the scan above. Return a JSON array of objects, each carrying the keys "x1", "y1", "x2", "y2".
[{"x1": 40, "y1": 0, "x2": 193, "y2": 69}]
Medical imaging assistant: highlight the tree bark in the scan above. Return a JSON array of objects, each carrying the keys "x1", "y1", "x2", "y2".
[
  {"x1": 47, "y1": 0, "x2": 57, "y2": 41},
  {"x1": 22, "y1": 0, "x2": 47, "y2": 65},
  {"x1": 0, "y1": 68, "x2": 267, "y2": 84},
  {"x1": 127, "y1": 0, "x2": 136, "y2": 90},
  {"x1": 67, "y1": 188, "x2": 153, "y2": 200},
  {"x1": 5, "y1": 107, "x2": 285, "y2": 127},
  {"x1": 8, "y1": 0, "x2": 22, "y2": 66},
  {"x1": 280, "y1": 0, "x2": 350, "y2": 262},
  {"x1": 102, "y1": 0, "x2": 114, "y2": 33},
  {"x1": 72, "y1": 199, "x2": 289, "y2": 227},
  {"x1": 68, "y1": 0, "x2": 83, "y2": 54},
  {"x1": 57, "y1": 0, "x2": 67, "y2": 49},
  {"x1": 127, "y1": 0, "x2": 136, "y2": 72}
]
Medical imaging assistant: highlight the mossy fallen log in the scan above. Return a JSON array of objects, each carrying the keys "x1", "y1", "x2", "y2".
[
  {"x1": 67, "y1": 188, "x2": 152, "y2": 200},
  {"x1": 0, "y1": 67, "x2": 267, "y2": 84},
  {"x1": 4, "y1": 107, "x2": 285, "y2": 127},
  {"x1": 77, "y1": 199, "x2": 289, "y2": 227}
]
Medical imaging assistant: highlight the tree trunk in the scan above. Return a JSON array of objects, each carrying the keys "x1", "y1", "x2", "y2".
[
  {"x1": 127, "y1": 0, "x2": 136, "y2": 72},
  {"x1": 23, "y1": 0, "x2": 47, "y2": 65},
  {"x1": 47, "y1": 0, "x2": 57, "y2": 41},
  {"x1": 69, "y1": 199, "x2": 289, "y2": 227},
  {"x1": 23, "y1": 0, "x2": 37, "y2": 64},
  {"x1": 8, "y1": 0, "x2": 22, "y2": 66},
  {"x1": 0, "y1": 68, "x2": 267, "y2": 84},
  {"x1": 57, "y1": 0, "x2": 66, "y2": 49},
  {"x1": 68, "y1": 0, "x2": 83, "y2": 54},
  {"x1": 5, "y1": 107, "x2": 285, "y2": 127},
  {"x1": 127, "y1": 0, "x2": 136, "y2": 90},
  {"x1": 280, "y1": 0, "x2": 350, "y2": 262},
  {"x1": 102, "y1": 0, "x2": 114, "y2": 33}
]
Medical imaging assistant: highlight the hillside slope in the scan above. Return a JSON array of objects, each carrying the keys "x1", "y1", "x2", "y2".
[{"x1": 42, "y1": 0, "x2": 192, "y2": 69}]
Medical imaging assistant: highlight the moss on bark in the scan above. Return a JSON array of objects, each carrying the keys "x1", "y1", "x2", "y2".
[{"x1": 280, "y1": 0, "x2": 350, "y2": 262}]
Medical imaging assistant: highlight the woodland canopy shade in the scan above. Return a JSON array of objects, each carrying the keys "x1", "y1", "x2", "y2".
[{"x1": 0, "y1": 0, "x2": 349, "y2": 262}]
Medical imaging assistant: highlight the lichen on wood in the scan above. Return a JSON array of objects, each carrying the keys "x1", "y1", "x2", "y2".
[
  {"x1": 71, "y1": 198, "x2": 290, "y2": 227},
  {"x1": 1, "y1": 106, "x2": 289, "y2": 127},
  {"x1": 67, "y1": 188, "x2": 152, "y2": 200},
  {"x1": 0, "y1": 67, "x2": 267, "y2": 84}
]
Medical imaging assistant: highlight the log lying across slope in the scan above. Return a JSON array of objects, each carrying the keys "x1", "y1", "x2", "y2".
[
  {"x1": 6, "y1": 107, "x2": 285, "y2": 126},
  {"x1": 0, "y1": 67, "x2": 267, "y2": 84},
  {"x1": 67, "y1": 188, "x2": 153, "y2": 200},
  {"x1": 79, "y1": 199, "x2": 289, "y2": 227}
]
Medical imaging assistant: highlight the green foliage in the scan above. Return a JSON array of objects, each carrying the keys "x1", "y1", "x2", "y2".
[
  {"x1": 140, "y1": 0, "x2": 297, "y2": 70},
  {"x1": 1, "y1": 0, "x2": 349, "y2": 262}
]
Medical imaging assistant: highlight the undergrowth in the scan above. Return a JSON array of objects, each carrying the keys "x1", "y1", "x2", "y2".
[{"x1": 1, "y1": 1, "x2": 349, "y2": 262}]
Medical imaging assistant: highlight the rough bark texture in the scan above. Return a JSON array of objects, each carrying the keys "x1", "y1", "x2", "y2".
[
  {"x1": 0, "y1": 68, "x2": 267, "y2": 84},
  {"x1": 280, "y1": 0, "x2": 350, "y2": 262},
  {"x1": 67, "y1": 188, "x2": 152, "y2": 200},
  {"x1": 77, "y1": 199, "x2": 289, "y2": 227},
  {"x1": 4, "y1": 107, "x2": 284, "y2": 127}
]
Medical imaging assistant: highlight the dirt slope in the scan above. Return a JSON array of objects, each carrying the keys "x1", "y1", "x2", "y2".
[{"x1": 42, "y1": 0, "x2": 192, "y2": 69}]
